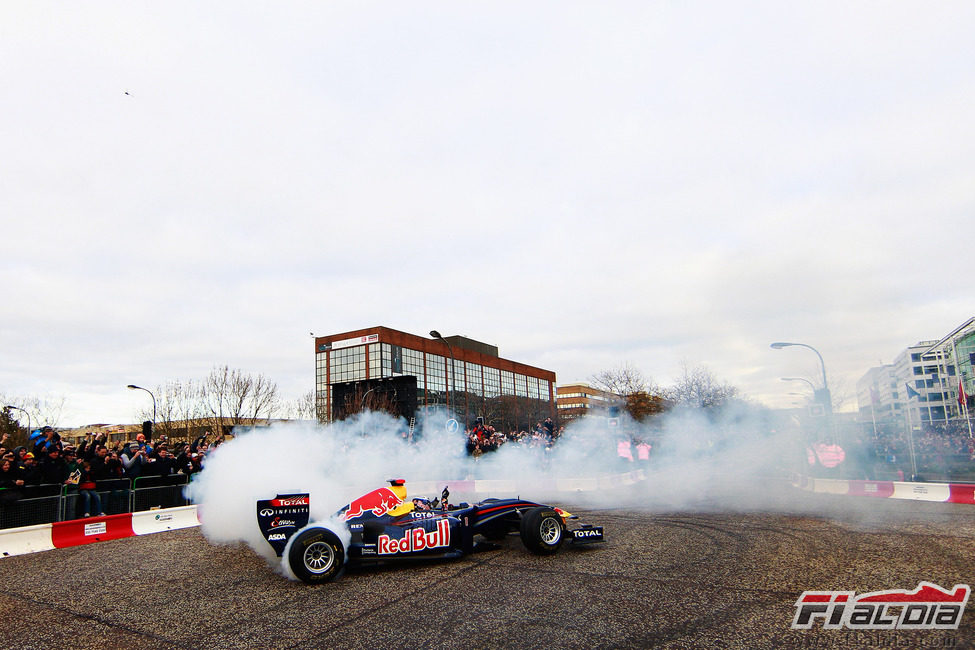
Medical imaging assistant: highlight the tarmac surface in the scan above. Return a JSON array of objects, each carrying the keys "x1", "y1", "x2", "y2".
[{"x1": 1, "y1": 485, "x2": 975, "y2": 649}]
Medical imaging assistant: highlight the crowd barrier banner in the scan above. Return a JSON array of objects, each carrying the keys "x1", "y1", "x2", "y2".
[
  {"x1": 847, "y1": 480, "x2": 895, "y2": 498},
  {"x1": 0, "y1": 523, "x2": 56, "y2": 557},
  {"x1": 948, "y1": 484, "x2": 975, "y2": 504},
  {"x1": 794, "y1": 476, "x2": 975, "y2": 505},
  {"x1": 51, "y1": 513, "x2": 135, "y2": 548},
  {"x1": 131, "y1": 506, "x2": 200, "y2": 535},
  {"x1": 892, "y1": 482, "x2": 950, "y2": 502},
  {"x1": 0, "y1": 505, "x2": 201, "y2": 558}
]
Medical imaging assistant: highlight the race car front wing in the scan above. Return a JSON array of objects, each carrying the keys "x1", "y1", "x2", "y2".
[{"x1": 569, "y1": 524, "x2": 604, "y2": 545}]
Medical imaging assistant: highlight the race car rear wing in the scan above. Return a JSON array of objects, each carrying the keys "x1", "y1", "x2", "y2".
[{"x1": 257, "y1": 493, "x2": 310, "y2": 557}]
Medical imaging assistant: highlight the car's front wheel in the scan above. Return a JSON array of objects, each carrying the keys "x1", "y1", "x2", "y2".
[
  {"x1": 519, "y1": 506, "x2": 565, "y2": 555},
  {"x1": 286, "y1": 526, "x2": 345, "y2": 584}
]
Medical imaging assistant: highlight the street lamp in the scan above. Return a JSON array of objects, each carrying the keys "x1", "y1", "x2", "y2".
[
  {"x1": 4, "y1": 405, "x2": 30, "y2": 438},
  {"x1": 781, "y1": 377, "x2": 817, "y2": 392},
  {"x1": 359, "y1": 387, "x2": 377, "y2": 412},
  {"x1": 126, "y1": 384, "x2": 156, "y2": 422},
  {"x1": 430, "y1": 330, "x2": 455, "y2": 416},
  {"x1": 771, "y1": 342, "x2": 832, "y2": 416}
]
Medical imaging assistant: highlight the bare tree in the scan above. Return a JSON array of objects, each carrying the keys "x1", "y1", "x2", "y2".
[
  {"x1": 1, "y1": 392, "x2": 66, "y2": 446},
  {"x1": 589, "y1": 363, "x2": 666, "y2": 421},
  {"x1": 589, "y1": 362, "x2": 654, "y2": 397},
  {"x1": 147, "y1": 380, "x2": 204, "y2": 441},
  {"x1": 282, "y1": 391, "x2": 316, "y2": 421},
  {"x1": 199, "y1": 366, "x2": 280, "y2": 435},
  {"x1": 665, "y1": 362, "x2": 739, "y2": 409}
]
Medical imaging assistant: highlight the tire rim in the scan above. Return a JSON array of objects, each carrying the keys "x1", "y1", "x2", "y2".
[
  {"x1": 540, "y1": 517, "x2": 561, "y2": 544},
  {"x1": 303, "y1": 541, "x2": 335, "y2": 574}
]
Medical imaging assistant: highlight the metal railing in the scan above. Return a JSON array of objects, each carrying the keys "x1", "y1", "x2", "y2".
[{"x1": 0, "y1": 475, "x2": 190, "y2": 530}]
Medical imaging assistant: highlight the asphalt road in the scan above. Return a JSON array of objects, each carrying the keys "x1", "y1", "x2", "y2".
[{"x1": 1, "y1": 486, "x2": 974, "y2": 649}]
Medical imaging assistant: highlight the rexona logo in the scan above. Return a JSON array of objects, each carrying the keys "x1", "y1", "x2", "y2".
[
  {"x1": 792, "y1": 582, "x2": 970, "y2": 630},
  {"x1": 269, "y1": 517, "x2": 297, "y2": 529},
  {"x1": 378, "y1": 520, "x2": 450, "y2": 555}
]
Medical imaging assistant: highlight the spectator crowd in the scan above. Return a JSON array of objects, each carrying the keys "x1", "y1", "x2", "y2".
[
  {"x1": 464, "y1": 417, "x2": 564, "y2": 457},
  {"x1": 0, "y1": 426, "x2": 222, "y2": 517}
]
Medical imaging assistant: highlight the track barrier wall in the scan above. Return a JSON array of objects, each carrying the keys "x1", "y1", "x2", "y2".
[{"x1": 793, "y1": 476, "x2": 975, "y2": 504}]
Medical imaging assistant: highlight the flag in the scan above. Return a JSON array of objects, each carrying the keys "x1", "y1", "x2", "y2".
[
  {"x1": 959, "y1": 379, "x2": 968, "y2": 408},
  {"x1": 905, "y1": 383, "x2": 920, "y2": 400}
]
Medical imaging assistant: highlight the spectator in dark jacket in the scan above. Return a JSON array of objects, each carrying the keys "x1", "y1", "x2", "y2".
[
  {"x1": 39, "y1": 447, "x2": 69, "y2": 485},
  {"x1": 89, "y1": 446, "x2": 122, "y2": 481},
  {"x1": 18, "y1": 453, "x2": 41, "y2": 486},
  {"x1": 0, "y1": 459, "x2": 24, "y2": 489},
  {"x1": 147, "y1": 446, "x2": 177, "y2": 477}
]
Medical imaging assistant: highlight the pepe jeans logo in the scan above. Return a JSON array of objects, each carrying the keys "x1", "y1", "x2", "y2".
[{"x1": 792, "y1": 582, "x2": 970, "y2": 631}]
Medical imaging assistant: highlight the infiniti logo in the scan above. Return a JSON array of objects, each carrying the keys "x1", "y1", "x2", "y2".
[{"x1": 259, "y1": 509, "x2": 274, "y2": 517}]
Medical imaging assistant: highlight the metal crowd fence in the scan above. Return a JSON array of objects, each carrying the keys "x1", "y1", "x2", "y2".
[{"x1": 0, "y1": 474, "x2": 190, "y2": 530}]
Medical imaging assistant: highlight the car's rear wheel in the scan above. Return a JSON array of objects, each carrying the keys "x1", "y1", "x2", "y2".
[
  {"x1": 519, "y1": 506, "x2": 565, "y2": 555},
  {"x1": 287, "y1": 526, "x2": 345, "y2": 584}
]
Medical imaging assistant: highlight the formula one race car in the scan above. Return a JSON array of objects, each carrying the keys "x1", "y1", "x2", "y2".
[{"x1": 257, "y1": 479, "x2": 604, "y2": 584}]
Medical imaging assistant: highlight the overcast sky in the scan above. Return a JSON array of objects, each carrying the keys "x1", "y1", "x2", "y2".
[{"x1": 2, "y1": 3, "x2": 973, "y2": 427}]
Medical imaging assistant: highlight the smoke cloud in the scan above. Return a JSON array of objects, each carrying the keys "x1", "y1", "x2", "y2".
[{"x1": 187, "y1": 405, "x2": 817, "y2": 576}]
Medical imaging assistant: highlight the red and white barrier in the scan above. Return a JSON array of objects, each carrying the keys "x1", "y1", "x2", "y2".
[
  {"x1": 1, "y1": 506, "x2": 200, "y2": 558},
  {"x1": 793, "y1": 476, "x2": 975, "y2": 505}
]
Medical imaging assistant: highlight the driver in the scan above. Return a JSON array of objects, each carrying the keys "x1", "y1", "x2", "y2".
[{"x1": 412, "y1": 497, "x2": 433, "y2": 511}]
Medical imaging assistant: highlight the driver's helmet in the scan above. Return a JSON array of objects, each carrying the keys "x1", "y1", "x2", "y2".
[{"x1": 412, "y1": 497, "x2": 433, "y2": 511}]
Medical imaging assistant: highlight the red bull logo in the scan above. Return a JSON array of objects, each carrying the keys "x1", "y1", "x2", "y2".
[
  {"x1": 343, "y1": 487, "x2": 405, "y2": 520},
  {"x1": 378, "y1": 519, "x2": 450, "y2": 555}
]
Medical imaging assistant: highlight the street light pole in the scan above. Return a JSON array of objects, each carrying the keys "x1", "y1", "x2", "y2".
[
  {"x1": 771, "y1": 342, "x2": 832, "y2": 416},
  {"x1": 126, "y1": 384, "x2": 156, "y2": 422},
  {"x1": 359, "y1": 387, "x2": 376, "y2": 412},
  {"x1": 781, "y1": 376, "x2": 817, "y2": 393},
  {"x1": 430, "y1": 330, "x2": 455, "y2": 416},
  {"x1": 4, "y1": 405, "x2": 30, "y2": 438}
]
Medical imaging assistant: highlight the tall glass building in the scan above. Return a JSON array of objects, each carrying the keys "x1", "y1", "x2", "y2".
[{"x1": 313, "y1": 326, "x2": 556, "y2": 429}]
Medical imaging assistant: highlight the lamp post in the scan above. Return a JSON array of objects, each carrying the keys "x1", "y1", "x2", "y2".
[
  {"x1": 358, "y1": 386, "x2": 377, "y2": 436},
  {"x1": 4, "y1": 405, "x2": 30, "y2": 438},
  {"x1": 771, "y1": 343, "x2": 832, "y2": 416},
  {"x1": 781, "y1": 377, "x2": 817, "y2": 392},
  {"x1": 359, "y1": 387, "x2": 376, "y2": 412},
  {"x1": 126, "y1": 384, "x2": 156, "y2": 423},
  {"x1": 430, "y1": 330, "x2": 455, "y2": 416}
]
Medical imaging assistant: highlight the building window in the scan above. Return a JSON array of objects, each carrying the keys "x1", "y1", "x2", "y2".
[
  {"x1": 484, "y1": 367, "x2": 500, "y2": 398},
  {"x1": 331, "y1": 346, "x2": 367, "y2": 383}
]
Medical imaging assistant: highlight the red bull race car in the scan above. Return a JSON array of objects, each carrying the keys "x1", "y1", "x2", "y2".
[{"x1": 257, "y1": 479, "x2": 604, "y2": 584}]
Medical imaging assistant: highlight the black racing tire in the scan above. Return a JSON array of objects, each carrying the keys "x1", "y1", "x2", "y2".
[
  {"x1": 287, "y1": 526, "x2": 345, "y2": 584},
  {"x1": 519, "y1": 506, "x2": 566, "y2": 555}
]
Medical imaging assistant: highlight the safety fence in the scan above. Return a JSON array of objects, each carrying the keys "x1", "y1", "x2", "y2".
[{"x1": 0, "y1": 475, "x2": 190, "y2": 530}]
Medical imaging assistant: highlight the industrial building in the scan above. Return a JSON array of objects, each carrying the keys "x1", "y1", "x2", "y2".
[{"x1": 313, "y1": 326, "x2": 556, "y2": 429}]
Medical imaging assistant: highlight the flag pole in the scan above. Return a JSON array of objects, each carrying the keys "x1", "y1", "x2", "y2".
[{"x1": 950, "y1": 336, "x2": 974, "y2": 439}]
